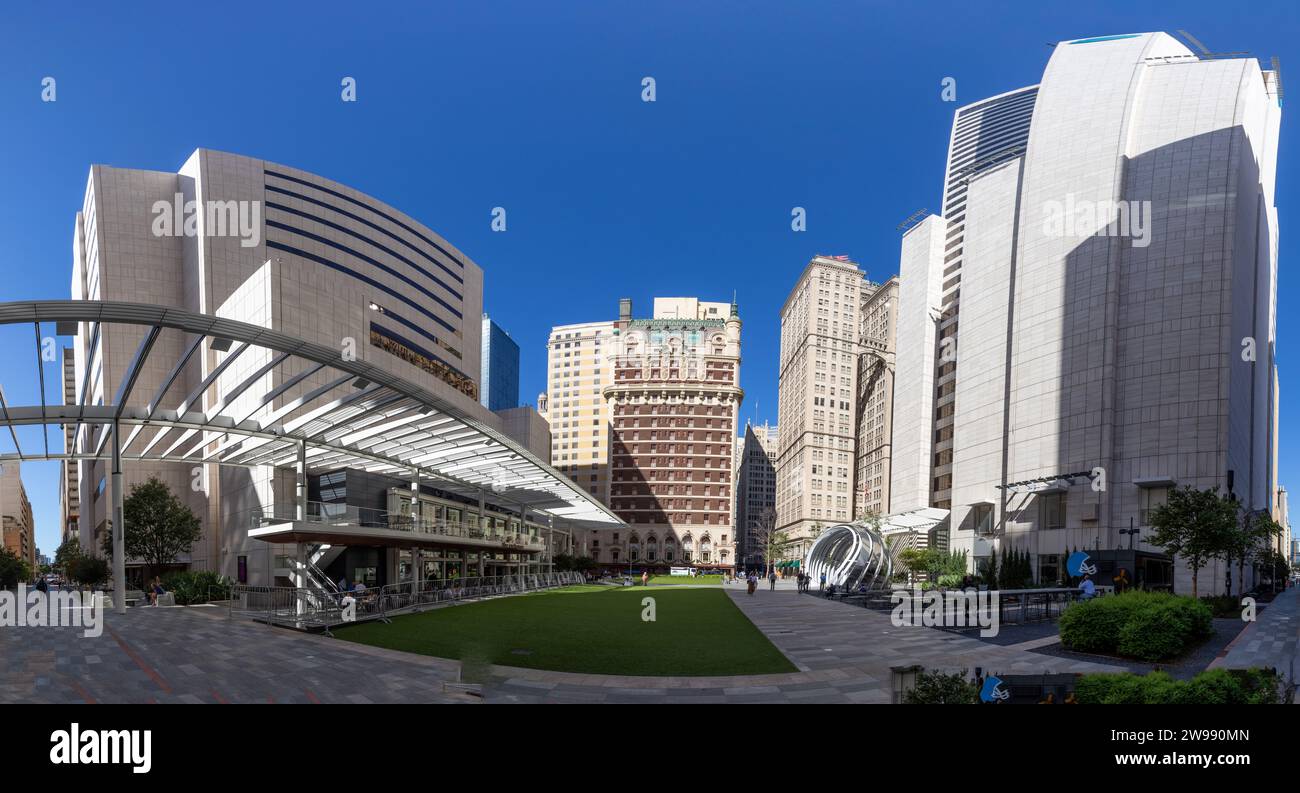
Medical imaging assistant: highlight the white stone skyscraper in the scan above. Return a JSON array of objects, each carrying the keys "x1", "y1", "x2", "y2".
[{"x1": 890, "y1": 33, "x2": 1282, "y2": 593}]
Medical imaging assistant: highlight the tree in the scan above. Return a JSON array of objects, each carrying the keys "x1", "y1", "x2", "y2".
[
  {"x1": 54, "y1": 536, "x2": 82, "y2": 577},
  {"x1": 753, "y1": 508, "x2": 795, "y2": 576},
  {"x1": 68, "y1": 555, "x2": 109, "y2": 587},
  {"x1": 102, "y1": 476, "x2": 203, "y2": 582},
  {"x1": 0, "y1": 547, "x2": 32, "y2": 589},
  {"x1": 1147, "y1": 486, "x2": 1238, "y2": 598},
  {"x1": 1226, "y1": 510, "x2": 1282, "y2": 598}
]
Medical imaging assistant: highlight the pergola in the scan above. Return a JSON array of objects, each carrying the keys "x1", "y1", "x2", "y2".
[{"x1": 0, "y1": 300, "x2": 622, "y2": 611}]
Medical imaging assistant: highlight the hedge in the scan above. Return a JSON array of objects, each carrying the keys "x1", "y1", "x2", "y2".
[
  {"x1": 1059, "y1": 591, "x2": 1212, "y2": 661},
  {"x1": 1074, "y1": 668, "x2": 1279, "y2": 704},
  {"x1": 160, "y1": 570, "x2": 231, "y2": 605}
]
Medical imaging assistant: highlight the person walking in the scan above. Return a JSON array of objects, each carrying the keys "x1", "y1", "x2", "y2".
[
  {"x1": 768, "y1": 570, "x2": 777, "y2": 591},
  {"x1": 641, "y1": 570, "x2": 649, "y2": 587},
  {"x1": 746, "y1": 572, "x2": 757, "y2": 596},
  {"x1": 819, "y1": 572, "x2": 827, "y2": 592}
]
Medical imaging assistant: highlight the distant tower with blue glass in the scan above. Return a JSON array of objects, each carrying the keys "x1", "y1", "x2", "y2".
[{"x1": 480, "y1": 314, "x2": 520, "y2": 411}]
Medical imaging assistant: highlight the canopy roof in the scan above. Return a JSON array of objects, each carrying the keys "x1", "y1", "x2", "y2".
[{"x1": 0, "y1": 300, "x2": 623, "y2": 529}]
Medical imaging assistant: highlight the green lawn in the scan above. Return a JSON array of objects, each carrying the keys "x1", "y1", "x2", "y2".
[
  {"x1": 334, "y1": 585, "x2": 795, "y2": 676},
  {"x1": 644, "y1": 574, "x2": 721, "y2": 586}
]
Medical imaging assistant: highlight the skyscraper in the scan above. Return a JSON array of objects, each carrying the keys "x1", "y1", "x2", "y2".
[
  {"x1": 734, "y1": 420, "x2": 778, "y2": 568},
  {"x1": 891, "y1": 32, "x2": 1282, "y2": 593},
  {"x1": 775, "y1": 256, "x2": 868, "y2": 560},
  {"x1": 480, "y1": 313, "x2": 520, "y2": 411}
]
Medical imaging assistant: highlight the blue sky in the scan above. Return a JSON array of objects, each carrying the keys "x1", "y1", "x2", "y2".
[{"x1": 0, "y1": 1, "x2": 1296, "y2": 557}]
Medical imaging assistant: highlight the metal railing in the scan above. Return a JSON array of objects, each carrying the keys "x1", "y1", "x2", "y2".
[
  {"x1": 228, "y1": 571, "x2": 584, "y2": 635},
  {"x1": 826, "y1": 585, "x2": 1089, "y2": 626},
  {"x1": 249, "y1": 501, "x2": 548, "y2": 551}
]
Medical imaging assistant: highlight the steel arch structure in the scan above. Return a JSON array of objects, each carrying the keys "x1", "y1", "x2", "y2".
[
  {"x1": 0, "y1": 300, "x2": 622, "y2": 610},
  {"x1": 803, "y1": 521, "x2": 895, "y2": 591}
]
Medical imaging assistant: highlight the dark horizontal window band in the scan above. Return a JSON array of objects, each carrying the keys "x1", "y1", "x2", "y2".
[
  {"x1": 264, "y1": 183, "x2": 462, "y2": 286},
  {"x1": 266, "y1": 219, "x2": 462, "y2": 320},
  {"x1": 266, "y1": 239, "x2": 457, "y2": 339},
  {"x1": 370, "y1": 320, "x2": 472, "y2": 382},
  {"x1": 263, "y1": 169, "x2": 465, "y2": 276},
  {"x1": 371, "y1": 302, "x2": 463, "y2": 361},
  {"x1": 266, "y1": 201, "x2": 463, "y2": 301}
]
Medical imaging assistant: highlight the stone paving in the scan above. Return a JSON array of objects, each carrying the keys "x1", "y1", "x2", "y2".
[
  {"x1": 2, "y1": 585, "x2": 1137, "y2": 704},
  {"x1": 0, "y1": 604, "x2": 470, "y2": 704},
  {"x1": 1210, "y1": 586, "x2": 1299, "y2": 681}
]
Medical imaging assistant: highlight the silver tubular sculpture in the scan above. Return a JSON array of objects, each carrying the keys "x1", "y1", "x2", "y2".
[{"x1": 804, "y1": 522, "x2": 895, "y2": 591}]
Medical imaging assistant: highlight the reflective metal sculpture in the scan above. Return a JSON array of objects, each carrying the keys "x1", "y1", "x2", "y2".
[{"x1": 804, "y1": 522, "x2": 895, "y2": 591}]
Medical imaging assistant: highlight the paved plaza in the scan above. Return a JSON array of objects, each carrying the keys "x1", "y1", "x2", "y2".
[{"x1": 5, "y1": 585, "x2": 1296, "y2": 704}]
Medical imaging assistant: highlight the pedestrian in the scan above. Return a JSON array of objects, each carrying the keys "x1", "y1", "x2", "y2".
[
  {"x1": 1078, "y1": 573, "x2": 1096, "y2": 601},
  {"x1": 746, "y1": 572, "x2": 757, "y2": 596},
  {"x1": 641, "y1": 570, "x2": 649, "y2": 587},
  {"x1": 819, "y1": 572, "x2": 827, "y2": 592},
  {"x1": 337, "y1": 576, "x2": 348, "y2": 593},
  {"x1": 768, "y1": 570, "x2": 777, "y2": 591}
]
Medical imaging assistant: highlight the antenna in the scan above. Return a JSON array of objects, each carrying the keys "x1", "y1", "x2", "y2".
[
  {"x1": 1177, "y1": 29, "x2": 1213, "y2": 58},
  {"x1": 896, "y1": 208, "x2": 930, "y2": 232}
]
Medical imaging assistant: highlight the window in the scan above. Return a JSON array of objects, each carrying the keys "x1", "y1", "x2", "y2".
[
  {"x1": 1140, "y1": 487, "x2": 1169, "y2": 526},
  {"x1": 972, "y1": 505, "x2": 993, "y2": 534},
  {"x1": 1038, "y1": 493, "x2": 1064, "y2": 530}
]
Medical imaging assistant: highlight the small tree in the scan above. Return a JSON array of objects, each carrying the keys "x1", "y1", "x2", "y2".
[
  {"x1": 69, "y1": 555, "x2": 109, "y2": 588},
  {"x1": 54, "y1": 536, "x2": 82, "y2": 577},
  {"x1": 0, "y1": 547, "x2": 32, "y2": 589},
  {"x1": 753, "y1": 508, "x2": 796, "y2": 575},
  {"x1": 1148, "y1": 486, "x2": 1238, "y2": 598},
  {"x1": 102, "y1": 476, "x2": 203, "y2": 582}
]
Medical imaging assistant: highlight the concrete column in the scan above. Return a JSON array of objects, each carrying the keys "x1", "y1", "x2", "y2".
[
  {"x1": 111, "y1": 421, "x2": 126, "y2": 616},
  {"x1": 410, "y1": 468, "x2": 421, "y2": 589},
  {"x1": 296, "y1": 439, "x2": 307, "y2": 522},
  {"x1": 295, "y1": 541, "x2": 307, "y2": 615}
]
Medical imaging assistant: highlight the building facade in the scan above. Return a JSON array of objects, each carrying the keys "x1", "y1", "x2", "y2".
[
  {"x1": 0, "y1": 462, "x2": 35, "y2": 568},
  {"x1": 854, "y1": 277, "x2": 899, "y2": 519},
  {"x1": 480, "y1": 313, "x2": 520, "y2": 411},
  {"x1": 67, "y1": 148, "x2": 568, "y2": 587},
  {"x1": 603, "y1": 297, "x2": 742, "y2": 571},
  {"x1": 775, "y1": 256, "x2": 869, "y2": 560},
  {"x1": 890, "y1": 33, "x2": 1282, "y2": 593},
  {"x1": 59, "y1": 345, "x2": 80, "y2": 546},
  {"x1": 734, "y1": 420, "x2": 778, "y2": 569},
  {"x1": 540, "y1": 319, "x2": 616, "y2": 502}
]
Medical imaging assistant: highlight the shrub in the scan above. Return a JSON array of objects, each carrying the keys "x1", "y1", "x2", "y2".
[
  {"x1": 1059, "y1": 591, "x2": 1211, "y2": 660},
  {"x1": 68, "y1": 555, "x2": 109, "y2": 587},
  {"x1": 0, "y1": 547, "x2": 32, "y2": 589},
  {"x1": 161, "y1": 570, "x2": 231, "y2": 605},
  {"x1": 1075, "y1": 668, "x2": 1280, "y2": 705},
  {"x1": 936, "y1": 573, "x2": 963, "y2": 589},
  {"x1": 903, "y1": 670, "x2": 979, "y2": 704},
  {"x1": 1199, "y1": 594, "x2": 1241, "y2": 618}
]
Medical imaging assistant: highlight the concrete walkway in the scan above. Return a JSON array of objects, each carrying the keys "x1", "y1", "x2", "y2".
[
  {"x1": 1210, "y1": 586, "x2": 1298, "y2": 684},
  {"x1": 0, "y1": 604, "x2": 470, "y2": 704}
]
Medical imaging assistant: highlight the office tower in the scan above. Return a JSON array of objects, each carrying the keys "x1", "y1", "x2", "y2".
[
  {"x1": 734, "y1": 420, "x2": 778, "y2": 569},
  {"x1": 775, "y1": 256, "x2": 867, "y2": 560},
  {"x1": 854, "y1": 277, "x2": 899, "y2": 518},
  {"x1": 480, "y1": 313, "x2": 520, "y2": 411},
  {"x1": 59, "y1": 345, "x2": 80, "y2": 545},
  {"x1": 890, "y1": 33, "x2": 1281, "y2": 593},
  {"x1": 542, "y1": 319, "x2": 616, "y2": 502}
]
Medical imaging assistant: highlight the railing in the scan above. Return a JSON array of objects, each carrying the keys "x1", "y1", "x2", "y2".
[
  {"x1": 228, "y1": 571, "x2": 585, "y2": 635},
  {"x1": 249, "y1": 501, "x2": 548, "y2": 551},
  {"x1": 827, "y1": 585, "x2": 1088, "y2": 626}
]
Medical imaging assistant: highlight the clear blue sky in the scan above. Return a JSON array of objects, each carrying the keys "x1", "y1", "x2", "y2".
[{"x1": 1, "y1": 1, "x2": 1296, "y2": 558}]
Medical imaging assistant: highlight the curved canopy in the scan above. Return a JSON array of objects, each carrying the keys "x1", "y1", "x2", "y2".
[
  {"x1": 0, "y1": 300, "x2": 622, "y2": 528},
  {"x1": 804, "y1": 521, "x2": 895, "y2": 591}
]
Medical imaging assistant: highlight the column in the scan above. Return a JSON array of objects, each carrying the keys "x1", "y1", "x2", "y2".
[
  {"x1": 411, "y1": 468, "x2": 422, "y2": 592},
  {"x1": 296, "y1": 438, "x2": 307, "y2": 521},
  {"x1": 111, "y1": 421, "x2": 126, "y2": 615}
]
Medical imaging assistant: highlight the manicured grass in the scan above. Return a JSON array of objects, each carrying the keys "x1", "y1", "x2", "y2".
[
  {"x1": 334, "y1": 585, "x2": 795, "y2": 676},
  {"x1": 644, "y1": 574, "x2": 721, "y2": 586}
]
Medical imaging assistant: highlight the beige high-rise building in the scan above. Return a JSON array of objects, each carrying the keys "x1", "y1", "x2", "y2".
[
  {"x1": 59, "y1": 345, "x2": 80, "y2": 546},
  {"x1": 775, "y1": 256, "x2": 869, "y2": 559},
  {"x1": 1, "y1": 462, "x2": 36, "y2": 568},
  {"x1": 854, "y1": 277, "x2": 898, "y2": 519},
  {"x1": 540, "y1": 319, "x2": 616, "y2": 503}
]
